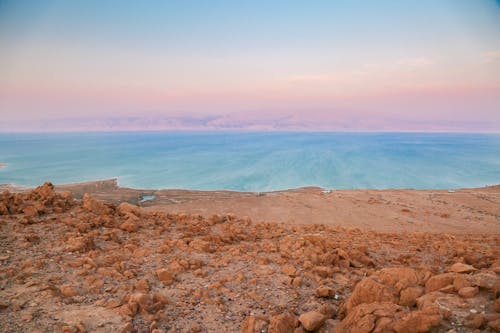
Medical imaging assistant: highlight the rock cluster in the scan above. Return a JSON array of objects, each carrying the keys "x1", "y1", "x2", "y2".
[{"x1": 0, "y1": 183, "x2": 499, "y2": 332}]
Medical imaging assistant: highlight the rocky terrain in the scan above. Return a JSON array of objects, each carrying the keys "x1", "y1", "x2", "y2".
[{"x1": 0, "y1": 183, "x2": 499, "y2": 332}]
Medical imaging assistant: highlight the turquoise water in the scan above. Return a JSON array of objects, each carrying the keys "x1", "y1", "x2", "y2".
[{"x1": 0, "y1": 131, "x2": 499, "y2": 191}]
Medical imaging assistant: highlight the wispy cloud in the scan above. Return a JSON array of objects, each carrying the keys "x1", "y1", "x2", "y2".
[
  {"x1": 481, "y1": 51, "x2": 500, "y2": 63},
  {"x1": 396, "y1": 57, "x2": 436, "y2": 68}
]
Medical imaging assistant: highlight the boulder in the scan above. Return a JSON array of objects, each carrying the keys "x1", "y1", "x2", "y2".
[
  {"x1": 377, "y1": 267, "x2": 425, "y2": 292},
  {"x1": 425, "y1": 273, "x2": 456, "y2": 293},
  {"x1": 334, "y1": 302, "x2": 403, "y2": 333},
  {"x1": 344, "y1": 278, "x2": 397, "y2": 313}
]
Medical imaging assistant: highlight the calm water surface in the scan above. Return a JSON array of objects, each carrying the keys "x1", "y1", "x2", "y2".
[{"x1": 0, "y1": 132, "x2": 499, "y2": 191}]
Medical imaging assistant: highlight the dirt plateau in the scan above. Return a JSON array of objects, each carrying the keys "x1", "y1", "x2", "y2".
[{"x1": 0, "y1": 183, "x2": 499, "y2": 333}]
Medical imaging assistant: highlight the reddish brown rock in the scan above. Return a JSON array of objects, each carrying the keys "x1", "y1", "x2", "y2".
[
  {"x1": 0, "y1": 202, "x2": 8, "y2": 215},
  {"x1": 298, "y1": 311, "x2": 326, "y2": 331},
  {"x1": 316, "y1": 286, "x2": 335, "y2": 298},
  {"x1": 377, "y1": 267, "x2": 424, "y2": 292},
  {"x1": 66, "y1": 236, "x2": 95, "y2": 253},
  {"x1": 156, "y1": 269, "x2": 175, "y2": 285},
  {"x1": 425, "y1": 273, "x2": 456, "y2": 293},
  {"x1": 120, "y1": 219, "x2": 139, "y2": 232},
  {"x1": 282, "y1": 264, "x2": 297, "y2": 277},
  {"x1": 334, "y1": 302, "x2": 403, "y2": 333},
  {"x1": 116, "y1": 202, "x2": 142, "y2": 217},
  {"x1": 488, "y1": 318, "x2": 500, "y2": 332},
  {"x1": 135, "y1": 278, "x2": 149, "y2": 292},
  {"x1": 493, "y1": 280, "x2": 500, "y2": 298},
  {"x1": 189, "y1": 239, "x2": 212, "y2": 252},
  {"x1": 128, "y1": 293, "x2": 149, "y2": 314},
  {"x1": 268, "y1": 312, "x2": 298, "y2": 333},
  {"x1": 392, "y1": 308, "x2": 442, "y2": 333},
  {"x1": 399, "y1": 286, "x2": 424, "y2": 307},
  {"x1": 241, "y1": 316, "x2": 269, "y2": 333},
  {"x1": 465, "y1": 313, "x2": 485, "y2": 329},
  {"x1": 291, "y1": 276, "x2": 303, "y2": 288},
  {"x1": 82, "y1": 193, "x2": 111, "y2": 215},
  {"x1": 60, "y1": 285, "x2": 79, "y2": 297},
  {"x1": 448, "y1": 263, "x2": 476, "y2": 274},
  {"x1": 458, "y1": 286, "x2": 479, "y2": 298},
  {"x1": 317, "y1": 304, "x2": 336, "y2": 319},
  {"x1": 472, "y1": 272, "x2": 498, "y2": 290},
  {"x1": 344, "y1": 278, "x2": 397, "y2": 313},
  {"x1": 23, "y1": 205, "x2": 40, "y2": 218},
  {"x1": 453, "y1": 275, "x2": 471, "y2": 291}
]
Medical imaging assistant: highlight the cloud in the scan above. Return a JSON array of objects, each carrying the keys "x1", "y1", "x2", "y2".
[
  {"x1": 396, "y1": 57, "x2": 436, "y2": 68},
  {"x1": 481, "y1": 51, "x2": 500, "y2": 63}
]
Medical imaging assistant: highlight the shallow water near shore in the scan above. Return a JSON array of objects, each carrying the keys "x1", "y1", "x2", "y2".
[{"x1": 0, "y1": 131, "x2": 499, "y2": 191}]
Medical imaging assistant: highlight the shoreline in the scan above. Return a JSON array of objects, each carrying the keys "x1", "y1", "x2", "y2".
[{"x1": 2, "y1": 179, "x2": 499, "y2": 234}]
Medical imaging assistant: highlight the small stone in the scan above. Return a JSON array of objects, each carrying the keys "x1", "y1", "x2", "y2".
[
  {"x1": 269, "y1": 312, "x2": 298, "y2": 333},
  {"x1": 20, "y1": 313, "x2": 33, "y2": 321},
  {"x1": 190, "y1": 324, "x2": 202, "y2": 332},
  {"x1": 291, "y1": 277, "x2": 302, "y2": 288},
  {"x1": 282, "y1": 265, "x2": 297, "y2": 277},
  {"x1": 156, "y1": 269, "x2": 175, "y2": 285},
  {"x1": 135, "y1": 278, "x2": 149, "y2": 292},
  {"x1": 60, "y1": 285, "x2": 79, "y2": 297},
  {"x1": 298, "y1": 311, "x2": 326, "y2": 331},
  {"x1": 316, "y1": 286, "x2": 335, "y2": 298}
]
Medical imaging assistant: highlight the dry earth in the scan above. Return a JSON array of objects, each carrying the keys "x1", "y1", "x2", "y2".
[{"x1": 0, "y1": 182, "x2": 499, "y2": 332}]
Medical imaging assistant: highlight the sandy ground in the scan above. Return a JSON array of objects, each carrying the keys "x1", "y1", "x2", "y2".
[
  {"x1": 0, "y1": 181, "x2": 499, "y2": 332},
  {"x1": 5, "y1": 178, "x2": 496, "y2": 234}
]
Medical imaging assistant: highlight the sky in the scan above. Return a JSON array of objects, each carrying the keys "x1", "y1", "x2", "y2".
[{"x1": 0, "y1": 0, "x2": 499, "y2": 132}]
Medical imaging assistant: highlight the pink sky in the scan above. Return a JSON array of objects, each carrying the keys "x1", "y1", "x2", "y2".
[{"x1": 0, "y1": 1, "x2": 499, "y2": 131}]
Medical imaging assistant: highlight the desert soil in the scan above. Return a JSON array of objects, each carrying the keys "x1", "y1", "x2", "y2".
[{"x1": 0, "y1": 181, "x2": 499, "y2": 332}]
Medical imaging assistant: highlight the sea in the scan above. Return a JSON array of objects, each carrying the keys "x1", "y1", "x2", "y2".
[{"x1": 0, "y1": 131, "x2": 499, "y2": 191}]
